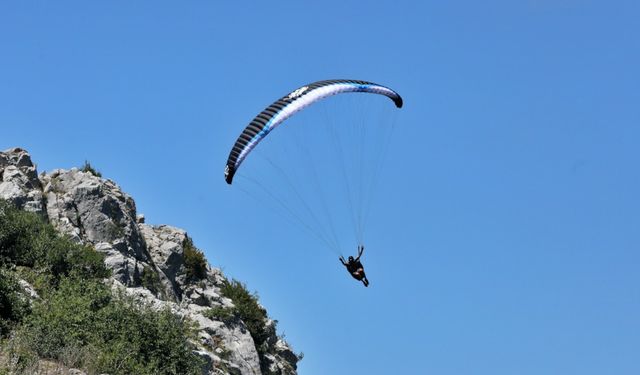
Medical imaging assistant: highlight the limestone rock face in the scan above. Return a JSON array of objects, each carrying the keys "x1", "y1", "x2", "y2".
[
  {"x1": 40, "y1": 167, "x2": 150, "y2": 285},
  {"x1": 0, "y1": 148, "x2": 44, "y2": 214},
  {"x1": 0, "y1": 148, "x2": 301, "y2": 375}
]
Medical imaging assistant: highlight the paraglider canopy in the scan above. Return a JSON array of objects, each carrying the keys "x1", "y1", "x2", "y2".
[{"x1": 224, "y1": 79, "x2": 402, "y2": 184}]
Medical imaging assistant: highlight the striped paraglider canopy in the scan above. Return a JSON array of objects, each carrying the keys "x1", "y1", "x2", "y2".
[{"x1": 224, "y1": 79, "x2": 403, "y2": 184}]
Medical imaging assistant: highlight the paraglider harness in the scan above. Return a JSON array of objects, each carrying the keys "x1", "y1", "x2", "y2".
[{"x1": 340, "y1": 245, "x2": 369, "y2": 287}]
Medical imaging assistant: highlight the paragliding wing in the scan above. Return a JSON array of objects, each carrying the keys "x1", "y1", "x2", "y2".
[{"x1": 224, "y1": 79, "x2": 402, "y2": 184}]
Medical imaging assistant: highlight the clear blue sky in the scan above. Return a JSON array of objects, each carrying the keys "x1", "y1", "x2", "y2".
[{"x1": 2, "y1": 1, "x2": 639, "y2": 374}]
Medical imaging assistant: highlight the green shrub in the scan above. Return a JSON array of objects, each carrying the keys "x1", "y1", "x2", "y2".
[
  {"x1": 140, "y1": 265, "x2": 163, "y2": 296},
  {"x1": 0, "y1": 199, "x2": 109, "y2": 289},
  {"x1": 208, "y1": 280, "x2": 282, "y2": 371},
  {"x1": 106, "y1": 221, "x2": 125, "y2": 241},
  {"x1": 17, "y1": 278, "x2": 111, "y2": 359},
  {"x1": 182, "y1": 237, "x2": 207, "y2": 281},
  {"x1": 0, "y1": 269, "x2": 30, "y2": 337},
  {"x1": 220, "y1": 279, "x2": 273, "y2": 361},
  {"x1": 80, "y1": 160, "x2": 102, "y2": 178},
  {"x1": 9, "y1": 277, "x2": 204, "y2": 375},
  {"x1": 0, "y1": 199, "x2": 50, "y2": 267},
  {"x1": 91, "y1": 295, "x2": 204, "y2": 375},
  {"x1": 204, "y1": 305, "x2": 237, "y2": 323},
  {"x1": 44, "y1": 237, "x2": 110, "y2": 286}
]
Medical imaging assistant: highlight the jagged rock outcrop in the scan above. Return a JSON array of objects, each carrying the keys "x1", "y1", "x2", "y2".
[
  {"x1": 0, "y1": 147, "x2": 45, "y2": 214},
  {"x1": 0, "y1": 147, "x2": 301, "y2": 375},
  {"x1": 41, "y1": 168, "x2": 150, "y2": 285}
]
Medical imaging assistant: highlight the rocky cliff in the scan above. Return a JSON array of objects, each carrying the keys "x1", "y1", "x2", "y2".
[{"x1": 0, "y1": 147, "x2": 300, "y2": 375}]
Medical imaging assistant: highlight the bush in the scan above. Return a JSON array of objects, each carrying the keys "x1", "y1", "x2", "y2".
[
  {"x1": 220, "y1": 279, "x2": 272, "y2": 359},
  {"x1": 0, "y1": 269, "x2": 30, "y2": 337},
  {"x1": 80, "y1": 160, "x2": 102, "y2": 178},
  {"x1": 140, "y1": 265, "x2": 163, "y2": 296},
  {"x1": 182, "y1": 237, "x2": 207, "y2": 281},
  {"x1": 18, "y1": 278, "x2": 111, "y2": 359},
  {"x1": 44, "y1": 237, "x2": 110, "y2": 285},
  {"x1": 0, "y1": 199, "x2": 109, "y2": 288},
  {"x1": 92, "y1": 295, "x2": 204, "y2": 375},
  {"x1": 0, "y1": 199, "x2": 49, "y2": 267},
  {"x1": 204, "y1": 305, "x2": 237, "y2": 323},
  {"x1": 9, "y1": 277, "x2": 204, "y2": 375}
]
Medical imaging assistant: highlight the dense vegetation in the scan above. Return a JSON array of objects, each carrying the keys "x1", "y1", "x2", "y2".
[
  {"x1": 0, "y1": 200, "x2": 204, "y2": 374},
  {"x1": 0, "y1": 200, "x2": 110, "y2": 287},
  {"x1": 0, "y1": 269, "x2": 29, "y2": 338}
]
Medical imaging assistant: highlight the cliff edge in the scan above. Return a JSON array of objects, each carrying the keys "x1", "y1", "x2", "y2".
[{"x1": 0, "y1": 147, "x2": 300, "y2": 375}]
